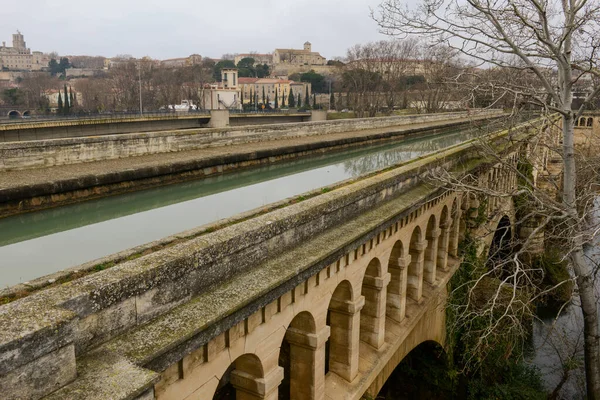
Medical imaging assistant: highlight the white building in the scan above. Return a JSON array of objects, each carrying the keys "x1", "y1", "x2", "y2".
[{"x1": 200, "y1": 68, "x2": 242, "y2": 110}]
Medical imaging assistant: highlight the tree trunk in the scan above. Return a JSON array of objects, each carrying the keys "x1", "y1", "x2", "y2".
[{"x1": 562, "y1": 114, "x2": 600, "y2": 400}]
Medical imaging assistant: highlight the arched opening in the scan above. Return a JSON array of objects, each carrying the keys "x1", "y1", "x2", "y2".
[
  {"x1": 280, "y1": 311, "x2": 322, "y2": 400},
  {"x1": 488, "y1": 215, "x2": 512, "y2": 267},
  {"x1": 22, "y1": 110, "x2": 31, "y2": 117},
  {"x1": 579, "y1": 117, "x2": 586, "y2": 127},
  {"x1": 437, "y1": 205, "x2": 450, "y2": 272},
  {"x1": 360, "y1": 257, "x2": 387, "y2": 349},
  {"x1": 424, "y1": 215, "x2": 439, "y2": 285},
  {"x1": 374, "y1": 341, "x2": 450, "y2": 399},
  {"x1": 213, "y1": 354, "x2": 265, "y2": 400},
  {"x1": 587, "y1": 117, "x2": 593, "y2": 127},
  {"x1": 386, "y1": 240, "x2": 408, "y2": 322},
  {"x1": 7, "y1": 110, "x2": 20, "y2": 119},
  {"x1": 407, "y1": 226, "x2": 425, "y2": 302},
  {"x1": 326, "y1": 280, "x2": 362, "y2": 382}
]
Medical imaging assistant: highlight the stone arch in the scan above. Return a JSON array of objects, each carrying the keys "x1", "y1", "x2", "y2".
[
  {"x1": 424, "y1": 214, "x2": 439, "y2": 285},
  {"x1": 326, "y1": 280, "x2": 364, "y2": 382},
  {"x1": 7, "y1": 110, "x2": 20, "y2": 119},
  {"x1": 407, "y1": 226, "x2": 426, "y2": 302},
  {"x1": 373, "y1": 340, "x2": 447, "y2": 398},
  {"x1": 213, "y1": 353, "x2": 269, "y2": 400},
  {"x1": 386, "y1": 240, "x2": 409, "y2": 322},
  {"x1": 579, "y1": 117, "x2": 586, "y2": 126},
  {"x1": 437, "y1": 205, "x2": 451, "y2": 272},
  {"x1": 280, "y1": 311, "x2": 326, "y2": 400},
  {"x1": 488, "y1": 214, "x2": 513, "y2": 266},
  {"x1": 587, "y1": 117, "x2": 593, "y2": 127},
  {"x1": 360, "y1": 257, "x2": 389, "y2": 349},
  {"x1": 22, "y1": 110, "x2": 31, "y2": 117}
]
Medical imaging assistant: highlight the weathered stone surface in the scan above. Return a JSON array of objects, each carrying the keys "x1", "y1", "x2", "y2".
[
  {"x1": 0, "y1": 298, "x2": 77, "y2": 375},
  {"x1": 0, "y1": 344, "x2": 76, "y2": 400},
  {"x1": 44, "y1": 350, "x2": 159, "y2": 400}
]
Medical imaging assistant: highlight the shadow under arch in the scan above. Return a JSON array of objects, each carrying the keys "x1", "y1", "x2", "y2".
[
  {"x1": 213, "y1": 353, "x2": 264, "y2": 400},
  {"x1": 279, "y1": 311, "x2": 317, "y2": 400},
  {"x1": 8, "y1": 110, "x2": 20, "y2": 119},
  {"x1": 326, "y1": 280, "x2": 360, "y2": 381},
  {"x1": 375, "y1": 340, "x2": 451, "y2": 400},
  {"x1": 22, "y1": 110, "x2": 31, "y2": 117},
  {"x1": 386, "y1": 240, "x2": 408, "y2": 322},
  {"x1": 360, "y1": 257, "x2": 386, "y2": 349},
  {"x1": 487, "y1": 214, "x2": 513, "y2": 269}
]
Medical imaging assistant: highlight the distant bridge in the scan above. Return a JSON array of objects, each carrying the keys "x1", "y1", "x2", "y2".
[{"x1": 0, "y1": 115, "x2": 549, "y2": 400}]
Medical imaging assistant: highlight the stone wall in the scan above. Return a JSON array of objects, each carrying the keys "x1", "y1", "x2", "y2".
[{"x1": 0, "y1": 110, "x2": 501, "y2": 171}]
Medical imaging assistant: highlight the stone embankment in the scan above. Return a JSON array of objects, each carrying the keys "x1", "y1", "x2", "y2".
[{"x1": 0, "y1": 111, "x2": 501, "y2": 217}]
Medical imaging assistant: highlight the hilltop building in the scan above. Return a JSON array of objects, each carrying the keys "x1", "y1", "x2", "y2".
[
  {"x1": 273, "y1": 42, "x2": 326, "y2": 66},
  {"x1": 0, "y1": 31, "x2": 49, "y2": 71}
]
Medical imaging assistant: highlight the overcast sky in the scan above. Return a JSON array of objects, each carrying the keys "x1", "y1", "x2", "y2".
[{"x1": 1, "y1": 0, "x2": 389, "y2": 60}]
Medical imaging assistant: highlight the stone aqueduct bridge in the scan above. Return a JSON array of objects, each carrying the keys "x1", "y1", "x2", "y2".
[{"x1": 0, "y1": 120, "x2": 535, "y2": 400}]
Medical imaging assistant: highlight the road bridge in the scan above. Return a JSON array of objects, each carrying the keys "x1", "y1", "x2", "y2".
[{"x1": 0, "y1": 115, "x2": 546, "y2": 400}]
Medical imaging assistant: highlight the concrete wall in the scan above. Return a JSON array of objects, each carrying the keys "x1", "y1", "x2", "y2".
[
  {"x1": 0, "y1": 115, "x2": 211, "y2": 142},
  {"x1": 0, "y1": 119, "x2": 528, "y2": 399},
  {"x1": 0, "y1": 110, "x2": 502, "y2": 171},
  {"x1": 0, "y1": 113, "x2": 314, "y2": 142}
]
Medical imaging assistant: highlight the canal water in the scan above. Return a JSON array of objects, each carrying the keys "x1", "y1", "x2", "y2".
[{"x1": 0, "y1": 126, "x2": 481, "y2": 288}]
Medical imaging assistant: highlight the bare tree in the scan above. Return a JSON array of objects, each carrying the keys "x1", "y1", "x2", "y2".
[
  {"x1": 19, "y1": 73, "x2": 59, "y2": 111},
  {"x1": 374, "y1": 0, "x2": 600, "y2": 397}
]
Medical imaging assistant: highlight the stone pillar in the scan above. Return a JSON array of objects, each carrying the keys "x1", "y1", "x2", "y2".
[
  {"x1": 309, "y1": 110, "x2": 327, "y2": 122},
  {"x1": 328, "y1": 296, "x2": 365, "y2": 382},
  {"x1": 231, "y1": 366, "x2": 283, "y2": 400},
  {"x1": 424, "y1": 229, "x2": 440, "y2": 284},
  {"x1": 437, "y1": 223, "x2": 451, "y2": 272},
  {"x1": 284, "y1": 326, "x2": 330, "y2": 400},
  {"x1": 360, "y1": 272, "x2": 391, "y2": 350},
  {"x1": 407, "y1": 240, "x2": 428, "y2": 302},
  {"x1": 386, "y1": 255, "x2": 411, "y2": 322},
  {"x1": 208, "y1": 109, "x2": 230, "y2": 128}
]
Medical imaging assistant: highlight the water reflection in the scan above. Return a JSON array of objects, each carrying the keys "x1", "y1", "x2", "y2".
[{"x1": 0, "y1": 126, "x2": 480, "y2": 287}]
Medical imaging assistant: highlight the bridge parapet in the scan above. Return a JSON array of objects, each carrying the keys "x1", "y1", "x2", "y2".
[{"x1": 0, "y1": 118, "x2": 535, "y2": 399}]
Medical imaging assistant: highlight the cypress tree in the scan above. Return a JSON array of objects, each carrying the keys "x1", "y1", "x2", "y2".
[
  {"x1": 57, "y1": 92, "x2": 63, "y2": 114},
  {"x1": 241, "y1": 89, "x2": 244, "y2": 107},
  {"x1": 313, "y1": 93, "x2": 317, "y2": 109},
  {"x1": 63, "y1": 84, "x2": 69, "y2": 114},
  {"x1": 330, "y1": 91, "x2": 335, "y2": 110},
  {"x1": 282, "y1": 89, "x2": 286, "y2": 108},
  {"x1": 288, "y1": 89, "x2": 295, "y2": 108},
  {"x1": 249, "y1": 88, "x2": 253, "y2": 106},
  {"x1": 304, "y1": 86, "x2": 310, "y2": 109},
  {"x1": 262, "y1": 86, "x2": 266, "y2": 105},
  {"x1": 69, "y1": 87, "x2": 74, "y2": 110},
  {"x1": 297, "y1": 93, "x2": 302, "y2": 108},
  {"x1": 274, "y1": 89, "x2": 279, "y2": 109}
]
